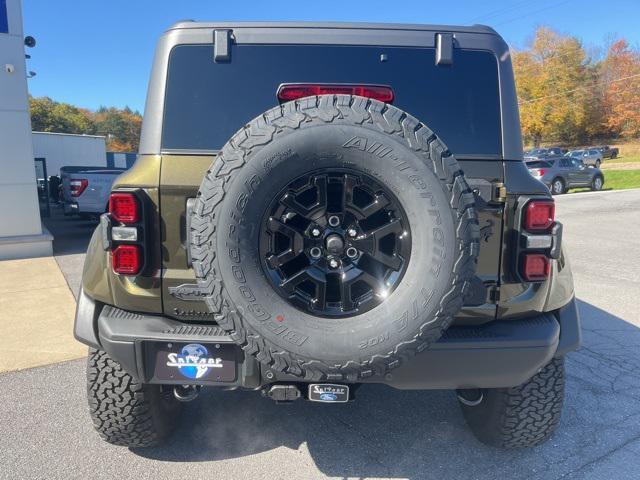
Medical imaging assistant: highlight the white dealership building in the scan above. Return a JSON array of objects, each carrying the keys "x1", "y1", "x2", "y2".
[{"x1": 0, "y1": 0, "x2": 53, "y2": 259}]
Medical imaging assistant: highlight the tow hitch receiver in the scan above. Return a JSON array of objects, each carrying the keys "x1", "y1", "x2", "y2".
[{"x1": 308, "y1": 384, "x2": 350, "y2": 403}]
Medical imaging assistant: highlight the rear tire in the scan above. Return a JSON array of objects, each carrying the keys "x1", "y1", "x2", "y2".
[
  {"x1": 458, "y1": 357, "x2": 565, "y2": 448},
  {"x1": 551, "y1": 178, "x2": 565, "y2": 195},
  {"x1": 87, "y1": 349, "x2": 182, "y2": 447},
  {"x1": 591, "y1": 175, "x2": 604, "y2": 191}
]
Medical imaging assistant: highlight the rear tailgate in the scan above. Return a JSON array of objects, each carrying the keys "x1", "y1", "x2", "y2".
[
  {"x1": 159, "y1": 42, "x2": 507, "y2": 322},
  {"x1": 72, "y1": 171, "x2": 119, "y2": 213}
]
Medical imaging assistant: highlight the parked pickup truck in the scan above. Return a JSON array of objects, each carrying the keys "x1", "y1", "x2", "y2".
[
  {"x1": 61, "y1": 168, "x2": 127, "y2": 219},
  {"x1": 596, "y1": 145, "x2": 619, "y2": 159}
]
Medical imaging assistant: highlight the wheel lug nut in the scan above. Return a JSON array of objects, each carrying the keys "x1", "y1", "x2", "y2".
[
  {"x1": 328, "y1": 216, "x2": 340, "y2": 227},
  {"x1": 328, "y1": 258, "x2": 339, "y2": 269},
  {"x1": 311, "y1": 228, "x2": 321, "y2": 237},
  {"x1": 347, "y1": 228, "x2": 357, "y2": 238},
  {"x1": 310, "y1": 247, "x2": 322, "y2": 259},
  {"x1": 346, "y1": 247, "x2": 358, "y2": 258}
]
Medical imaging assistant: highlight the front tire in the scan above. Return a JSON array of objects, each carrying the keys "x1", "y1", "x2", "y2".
[
  {"x1": 87, "y1": 349, "x2": 182, "y2": 447},
  {"x1": 458, "y1": 357, "x2": 565, "y2": 448}
]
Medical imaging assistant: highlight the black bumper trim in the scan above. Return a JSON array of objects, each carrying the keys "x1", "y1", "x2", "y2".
[{"x1": 84, "y1": 298, "x2": 580, "y2": 390}]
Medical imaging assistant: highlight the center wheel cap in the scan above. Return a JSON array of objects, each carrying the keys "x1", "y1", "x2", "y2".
[{"x1": 325, "y1": 234, "x2": 345, "y2": 255}]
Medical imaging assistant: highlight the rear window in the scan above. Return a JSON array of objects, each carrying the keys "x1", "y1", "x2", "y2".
[
  {"x1": 162, "y1": 44, "x2": 502, "y2": 156},
  {"x1": 526, "y1": 161, "x2": 551, "y2": 168}
]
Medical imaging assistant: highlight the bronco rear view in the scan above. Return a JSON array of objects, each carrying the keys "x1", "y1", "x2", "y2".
[{"x1": 74, "y1": 21, "x2": 580, "y2": 449}]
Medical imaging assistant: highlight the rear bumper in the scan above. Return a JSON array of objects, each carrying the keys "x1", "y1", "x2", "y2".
[
  {"x1": 74, "y1": 288, "x2": 580, "y2": 390},
  {"x1": 63, "y1": 201, "x2": 79, "y2": 215}
]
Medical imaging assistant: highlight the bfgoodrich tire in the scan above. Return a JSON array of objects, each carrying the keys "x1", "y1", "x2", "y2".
[
  {"x1": 190, "y1": 95, "x2": 479, "y2": 381},
  {"x1": 87, "y1": 349, "x2": 181, "y2": 447},
  {"x1": 458, "y1": 357, "x2": 565, "y2": 448}
]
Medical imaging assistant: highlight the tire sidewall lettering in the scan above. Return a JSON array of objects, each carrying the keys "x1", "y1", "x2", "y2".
[{"x1": 214, "y1": 124, "x2": 457, "y2": 361}]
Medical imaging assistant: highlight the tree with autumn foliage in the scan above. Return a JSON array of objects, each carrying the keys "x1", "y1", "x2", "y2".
[
  {"x1": 513, "y1": 27, "x2": 599, "y2": 146},
  {"x1": 513, "y1": 27, "x2": 640, "y2": 146},
  {"x1": 601, "y1": 39, "x2": 640, "y2": 138},
  {"x1": 29, "y1": 96, "x2": 142, "y2": 152},
  {"x1": 94, "y1": 107, "x2": 142, "y2": 152},
  {"x1": 30, "y1": 96, "x2": 95, "y2": 135}
]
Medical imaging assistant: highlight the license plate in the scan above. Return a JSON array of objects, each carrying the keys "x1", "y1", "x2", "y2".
[
  {"x1": 308, "y1": 384, "x2": 350, "y2": 403},
  {"x1": 147, "y1": 342, "x2": 237, "y2": 383}
]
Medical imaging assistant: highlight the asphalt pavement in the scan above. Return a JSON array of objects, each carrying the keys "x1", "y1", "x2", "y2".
[{"x1": 2, "y1": 189, "x2": 639, "y2": 480}]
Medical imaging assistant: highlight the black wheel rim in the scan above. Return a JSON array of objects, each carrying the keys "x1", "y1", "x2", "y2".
[{"x1": 259, "y1": 169, "x2": 411, "y2": 317}]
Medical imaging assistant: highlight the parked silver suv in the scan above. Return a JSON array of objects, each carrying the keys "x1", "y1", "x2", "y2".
[
  {"x1": 527, "y1": 157, "x2": 605, "y2": 194},
  {"x1": 565, "y1": 149, "x2": 603, "y2": 168}
]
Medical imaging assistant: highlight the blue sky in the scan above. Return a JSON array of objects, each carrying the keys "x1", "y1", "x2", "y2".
[{"x1": 23, "y1": 0, "x2": 640, "y2": 113}]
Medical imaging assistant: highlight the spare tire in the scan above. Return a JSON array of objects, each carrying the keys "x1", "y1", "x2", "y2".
[{"x1": 190, "y1": 95, "x2": 479, "y2": 381}]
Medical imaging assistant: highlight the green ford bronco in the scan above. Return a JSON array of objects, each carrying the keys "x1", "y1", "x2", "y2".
[{"x1": 74, "y1": 21, "x2": 580, "y2": 448}]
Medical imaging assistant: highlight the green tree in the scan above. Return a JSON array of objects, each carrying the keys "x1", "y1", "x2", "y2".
[
  {"x1": 29, "y1": 96, "x2": 95, "y2": 134},
  {"x1": 29, "y1": 96, "x2": 142, "y2": 152}
]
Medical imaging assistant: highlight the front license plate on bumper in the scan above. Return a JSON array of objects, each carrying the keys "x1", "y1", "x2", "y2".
[
  {"x1": 308, "y1": 384, "x2": 350, "y2": 403},
  {"x1": 146, "y1": 342, "x2": 237, "y2": 383}
]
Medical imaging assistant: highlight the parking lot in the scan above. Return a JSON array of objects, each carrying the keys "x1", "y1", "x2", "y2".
[{"x1": 1, "y1": 189, "x2": 639, "y2": 480}]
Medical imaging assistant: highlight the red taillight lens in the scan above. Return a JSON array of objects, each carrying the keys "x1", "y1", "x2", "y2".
[
  {"x1": 277, "y1": 84, "x2": 395, "y2": 103},
  {"x1": 109, "y1": 192, "x2": 140, "y2": 224},
  {"x1": 70, "y1": 179, "x2": 88, "y2": 197},
  {"x1": 524, "y1": 200, "x2": 555, "y2": 232},
  {"x1": 537, "y1": 168, "x2": 546, "y2": 176},
  {"x1": 522, "y1": 254, "x2": 550, "y2": 281},
  {"x1": 112, "y1": 245, "x2": 142, "y2": 275}
]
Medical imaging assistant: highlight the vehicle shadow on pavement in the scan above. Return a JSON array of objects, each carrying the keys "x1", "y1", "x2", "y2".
[
  {"x1": 132, "y1": 299, "x2": 640, "y2": 479},
  {"x1": 43, "y1": 204, "x2": 97, "y2": 257}
]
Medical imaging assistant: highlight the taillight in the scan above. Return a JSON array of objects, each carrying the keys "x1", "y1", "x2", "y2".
[
  {"x1": 70, "y1": 179, "x2": 88, "y2": 197},
  {"x1": 277, "y1": 84, "x2": 395, "y2": 103},
  {"x1": 109, "y1": 192, "x2": 140, "y2": 224},
  {"x1": 108, "y1": 191, "x2": 144, "y2": 275},
  {"x1": 112, "y1": 245, "x2": 142, "y2": 275},
  {"x1": 524, "y1": 200, "x2": 555, "y2": 232},
  {"x1": 517, "y1": 198, "x2": 557, "y2": 282},
  {"x1": 534, "y1": 168, "x2": 546, "y2": 176},
  {"x1": 522, "y1": 254, "x2": 550, "y2": 281}
]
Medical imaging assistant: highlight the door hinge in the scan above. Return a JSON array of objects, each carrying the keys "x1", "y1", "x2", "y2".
[
  {"x1": 491, "y1": 182, "x2": 507, "y2": 204},
  {"x1": 213, "y1": 29, "x2": 232, "y2": 63},
  {"x1": 435, "y1": 33, "x2": 454, "y2": 66}
]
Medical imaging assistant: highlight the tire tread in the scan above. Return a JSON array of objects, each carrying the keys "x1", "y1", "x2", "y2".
[{"x1": 190, "y1": 95, "x2": 480, "y2": 380}]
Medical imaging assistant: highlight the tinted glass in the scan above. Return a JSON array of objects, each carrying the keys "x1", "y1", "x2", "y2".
[
  {"x1": 162, "y1": 44, "x2": 502, "y2": 155},
  {"x1": 526, "y1": 161, "x2": 551, "y2": 168}
]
